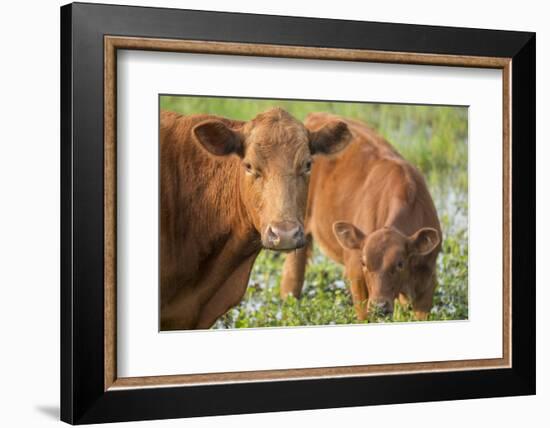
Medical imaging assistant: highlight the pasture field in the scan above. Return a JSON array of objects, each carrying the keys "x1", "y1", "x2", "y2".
[{"x1": 160, "y1": 95, "x2": 469, "y2": 327}]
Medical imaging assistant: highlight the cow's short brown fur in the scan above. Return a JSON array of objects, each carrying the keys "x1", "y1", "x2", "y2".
[
  {"x1": 280, "y1": 113, "x2": 441, "y2": 320},
  {"x1": 160, "y1": 108, "x2": 351, "y2": 330}
]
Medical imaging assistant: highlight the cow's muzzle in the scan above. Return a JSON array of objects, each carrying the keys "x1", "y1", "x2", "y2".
[{"x1": 263, "y1": 221, "x2": 305, "y2": 250}]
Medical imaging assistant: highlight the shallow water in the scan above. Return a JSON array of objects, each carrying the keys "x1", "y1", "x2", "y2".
[{"x1": 430, "y1": 174, "x2": 468, "y2": 235}]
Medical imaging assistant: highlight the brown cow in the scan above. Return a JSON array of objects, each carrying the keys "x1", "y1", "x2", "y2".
[
  {"x1": 160, "y1": 108, "x2": 351, "y2": 330},
  {"x1": 280, "y1": 112, "x2": 441, "y2": 321}
]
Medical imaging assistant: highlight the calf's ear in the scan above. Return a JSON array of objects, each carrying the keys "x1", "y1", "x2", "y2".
[
  {"x1": 193, "y1": 120, "x2": 245, "y2": 157},
  {"x1": 309, "y1": 120, "x2": 352, "y2": 155},
  {"x1": 408, "y1": 227, "x2": 440, "y2": 256},
  {"x1": 333, "y1": 221, "x2": 366, "y2": 250}
]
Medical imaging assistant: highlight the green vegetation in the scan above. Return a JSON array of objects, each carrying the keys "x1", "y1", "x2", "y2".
[{"x1": 160, "y1": 95, "x2": 469, "y2": 327}]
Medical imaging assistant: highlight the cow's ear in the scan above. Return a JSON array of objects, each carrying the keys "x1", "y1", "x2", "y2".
[
  {"x1": 193, "y1": 120, "x2": 245, "y2": 157},
  {"x1": 408, "y1": 228, "x2": 440, "y2": 256},
  {"x1": 333, "y1": 221, "x2": 365, "y2": 250},
  {"x1": 309, "y1": 120, "x2": 352, "y2": 155}
]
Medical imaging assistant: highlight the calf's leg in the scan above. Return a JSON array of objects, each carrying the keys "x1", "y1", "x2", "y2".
[
  {"x1": 280, "y1": 236, "x2": 311, "y2": 299},
  {"x1": 350, "y1": 278, "x2": 369, "y2": 321}
]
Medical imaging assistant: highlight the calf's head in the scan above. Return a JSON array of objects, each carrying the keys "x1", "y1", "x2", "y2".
[
  {"x1": 333, "y1": 222, "x2": 440, "y2": 317},
  {"x1": 193, "y1": 108, "x2": 351, "y2": 250}
]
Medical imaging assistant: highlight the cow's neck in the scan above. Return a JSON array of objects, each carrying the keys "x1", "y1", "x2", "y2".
[
  {"x1": 166, "y1": 183, "x2": 261, "y2": 328},
  {"x1": 192, "y1": 166, "x2": 261, "y2": 307}
]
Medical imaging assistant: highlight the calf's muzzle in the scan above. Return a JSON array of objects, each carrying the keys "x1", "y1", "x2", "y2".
[{"x1": 369, "y1": 300, "x2": 394, "y2": 317}]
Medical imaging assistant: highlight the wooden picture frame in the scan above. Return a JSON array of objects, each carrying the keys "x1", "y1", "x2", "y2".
[{"x1": 61, "y1": 2, "x2": 535, "y2": 424}]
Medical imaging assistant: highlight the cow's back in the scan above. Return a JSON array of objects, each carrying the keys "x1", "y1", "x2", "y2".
[{"x1": 305, "y1": 112, "x2": 440, "y2": 264}]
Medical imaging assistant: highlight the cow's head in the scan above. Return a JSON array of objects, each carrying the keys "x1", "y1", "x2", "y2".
[
  {"x1": 333, "y1": 222, "x2": 440, "y2": 317},
  {"x1": 193, "y1": 108, "x2": 351, "y2": 250}
]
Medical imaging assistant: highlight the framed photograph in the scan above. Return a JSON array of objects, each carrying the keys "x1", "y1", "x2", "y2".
[{"x1": 60, "y1": 2, "x2": 535, "y2": 424}]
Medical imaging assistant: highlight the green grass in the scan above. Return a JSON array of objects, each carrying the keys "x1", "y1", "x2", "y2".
[
  {"x1": 215, "y1": 225, "x2": 468, "y2": 328},
  {"x1": 161, "y1": 96, "x2": 468, "y2": 176},
  {"x1": 160, "y1": 95, "x2": 469, "y2": 327}
]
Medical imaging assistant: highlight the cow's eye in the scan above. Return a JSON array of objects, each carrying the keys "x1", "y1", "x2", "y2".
[
  {"x1": 243, "y1": 162, "x2": 257, "y2": 176},
  {"x1": 303, "y1": 160, "x2": 312, "y2": 175},
  {"x1": 396, "y1": 260, "x2": 405, "y2": 271}
]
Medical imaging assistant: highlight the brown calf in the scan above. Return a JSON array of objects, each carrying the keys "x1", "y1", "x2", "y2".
[
  {"x1": 280, "y1": 113, "x2": 441, "y2": 320},
  {"x1": 160, "y1": 108, "x2": 351, "y2": 330}
]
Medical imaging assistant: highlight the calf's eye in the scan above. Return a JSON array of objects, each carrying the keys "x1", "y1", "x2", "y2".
[
  {"x1": 396, "y1": 260, "x2": 404, "y2": 270},
  {"x1": 303, "y1": 160, "x2": 312, "y2": 174}
]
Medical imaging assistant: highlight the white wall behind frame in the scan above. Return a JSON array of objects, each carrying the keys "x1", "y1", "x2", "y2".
[{"x1": 1, "y1": 1, "x2": 546, "y2": 427}]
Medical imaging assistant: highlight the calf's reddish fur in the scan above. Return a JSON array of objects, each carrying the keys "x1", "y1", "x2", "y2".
[{"x1": 280, "y1": 113, "x2": 441, "y2": 320}]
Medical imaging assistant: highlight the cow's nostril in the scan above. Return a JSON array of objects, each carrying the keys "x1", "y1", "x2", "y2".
[
  {"x1": 293, "y1": 227, "x2": 304, "y2": 240},
  {"x1": 267, "y1": 226, "x2": 280, "y2": 246}
]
